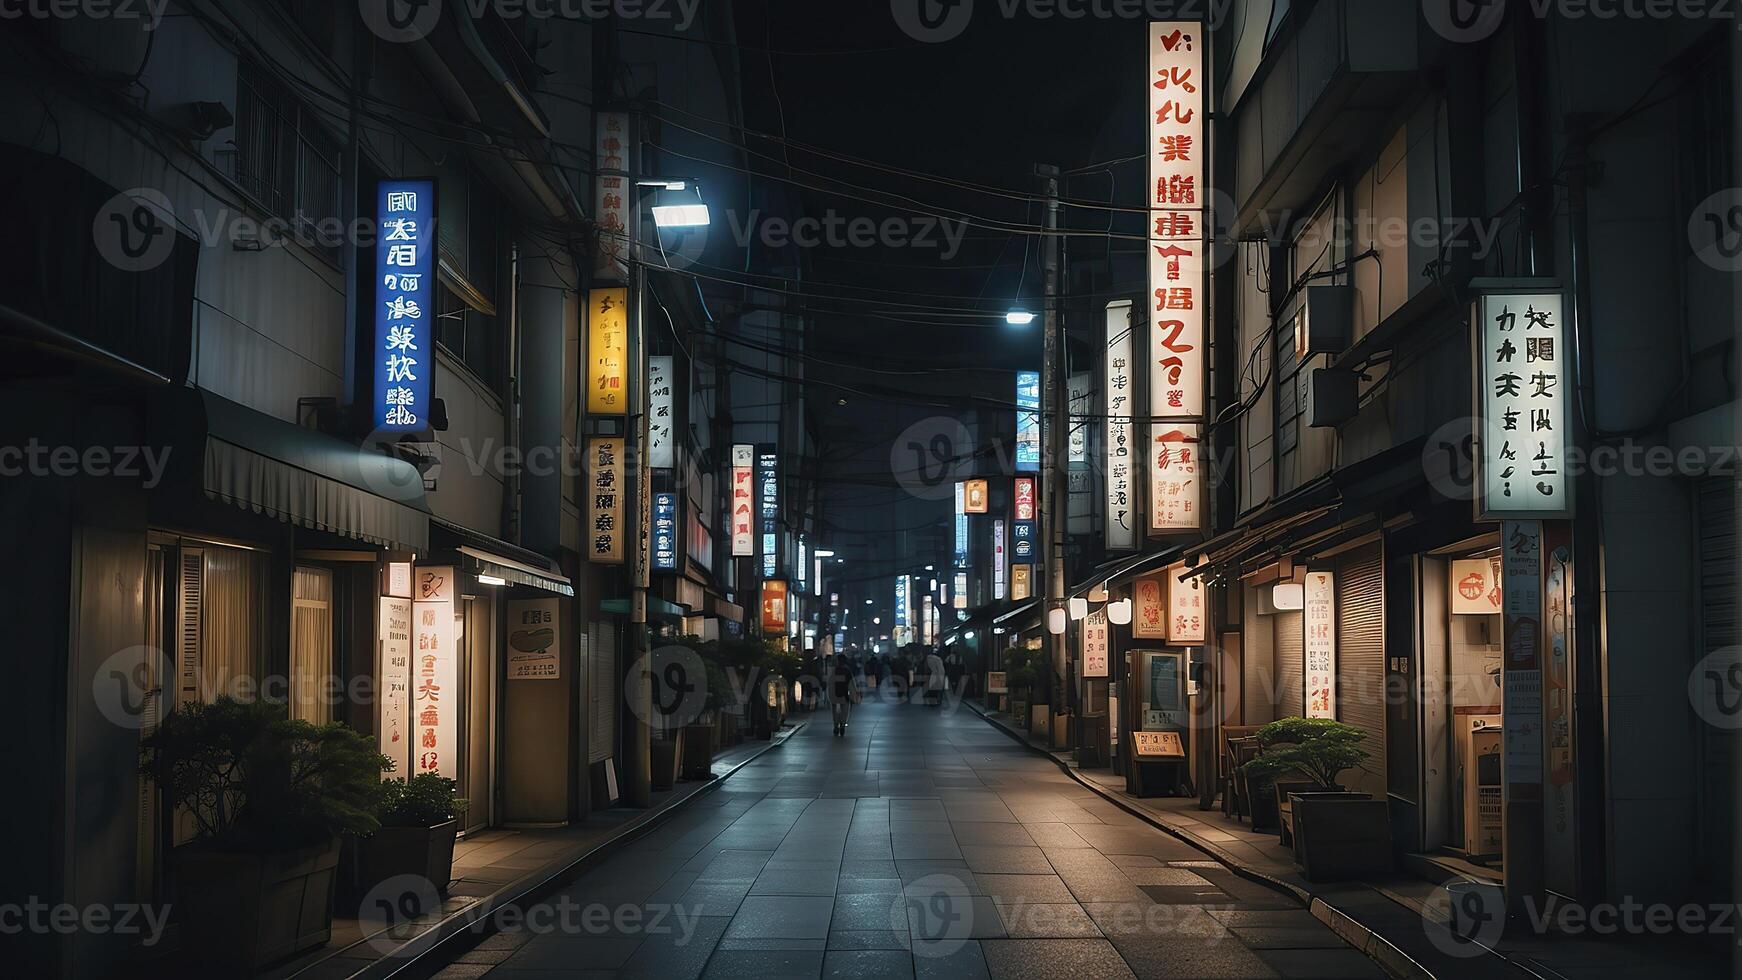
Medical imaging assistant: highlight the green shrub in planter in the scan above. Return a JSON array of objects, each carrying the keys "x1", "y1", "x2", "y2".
[
  {"x1": 1241, "y1": 717, "x2": 1368, "y2": 790},
  {"x1": 377, "y1": 773, "x2": 468, "y2": 828},
  {"x1": 140, "y1": 697, "x2": 389, "y2": 970},
  {"x1": 359, "y1": 774, "x2": 468, "y2": 899}
]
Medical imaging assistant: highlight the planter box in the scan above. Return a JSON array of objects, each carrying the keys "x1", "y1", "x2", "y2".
[
  {"x1": 1050, "y1": 712, "x2": 1073, "y2": 751},
  {"x1": 173, "y1": 837, "x2": 341, "y2": 972},
  {"x1": 1274, "y1": 780, "x2": 1332, "y2": 848},
  {"x1": 1245, "y1": 779, "x2": 1281, "y2": 832},
  {"x1": 357, "y1": 820, "x2": 459, "y2": 898},
  {"x1": 1029, "y1": 704, "x2": 1051, "y2": 738},
  {"x1": 1292, "y1": 796, "x2": 1392, "y2": 882},
  {"x1": 681, "y1": 723, "x2": 717, "y2": 781}
]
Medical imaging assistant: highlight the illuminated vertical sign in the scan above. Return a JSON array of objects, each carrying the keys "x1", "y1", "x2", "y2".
[
  {"x1": 1165, "y1": 564, "x2": 1206, "y2": 644},
  {"x1": 922, "y1": 594, "x2": 935, "y2": 645},
  {"x1": 964, "y1": 479, "x2": 989, "y2": 514},
  {"x1": 649, "y1": 355, "x2": 674, "y2": 469},
  {"x1": 954, "y1": 482, "x2": 969, "y2": 567},
  {"x1": 954, "y1": 571, "x2": 968, "y2": 610},
  {"x1": 652, "y1": 491, "x2": 678, "y2": 572},
  {"x1": 1476, "y1": 292, "x2": 1570, "y2": 519},
  {"x1": 797, "y1": 538, "x2": 808, "y2": 593},
  {"x1": 1015, "y1": 370, "x2": 1041, "y2": 471},
  {"x1": 373, "y1": 179, "x2": 434, "y2": 433},
  {"x1": 1083, "y1": 608, "x2": 1109, "y2": 677},
  {"x1": 1104, "y1": 301, "x2": 1138, "y2": 549},
  {"x1": 761, "y1": 580, "x2": 789, "y2": 633},
  {"x1": 587, "y1": 437, "x2": 625, "y2": 563},
  {"x1": 1132, "y1": 574, "x2": 1167, "y2": 639},
  {"x1": 731, "y1": 445, "x2": 754, "y2": 557},
  {"x1": 1011, "y1": 564, "x2": 1032, "y2": 601},
  {"x1": 759, "y1": 448, "x2": 779, "y2": 577},
  {"x1": 1147, "y1": 22, "x2": 1206, "y2": 534},
  {"x1": 412, "y1": 566, "x2": 457, "y2": 776},
  {"x1": 895, "y1": 576, "x2": 910, "y2": 628},
  {"x1": 1303, "y1": 571, "x2": 1336, "y2": 719},
  {"x1": 587, "y1": 287, "x2": 629, "y2": 415},
  {"x1": 1014, "y1": 476, "x2": 1036, "y2": 521},
  {"x1": 1068, "y1": 373, "x2": 1091, "y2": 465},
  {"x1": 593, "y1": 112, "x2": 629, "y2": 278},
  {"x1": 992, "y1": 519, "x2": 1007, "y2": 600},
  {"x1": 377, "y1": 595, "x2": 413, "y2": 776}
]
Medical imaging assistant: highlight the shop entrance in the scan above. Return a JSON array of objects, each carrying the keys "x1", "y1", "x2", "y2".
[
  {"x1": 1419, "y1": 535, "x2": 1505, "y2": 871},
  {"x1": 456, "y1": 594, "x2": 497, "y2": 834}
]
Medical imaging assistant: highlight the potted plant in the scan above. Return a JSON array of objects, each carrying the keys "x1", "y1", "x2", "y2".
[
  {"x1": 1239, "y1": 717, "x2": 1389, "y2": 880},
  {"x1": 358, "y1": 773, "x2": 467, "y2": 897},
  {"x1": 140, "y1": 697, "x2": 388, "y2": 972}
]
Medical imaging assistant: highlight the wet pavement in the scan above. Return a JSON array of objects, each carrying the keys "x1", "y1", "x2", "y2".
[{"x1": 434, "y1": 694, "x2": 1384, "y2": 979}]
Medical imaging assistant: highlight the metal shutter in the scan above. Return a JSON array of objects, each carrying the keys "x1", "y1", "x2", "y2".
[
  {"x1": 588, "y1": 619, "x2": 618, "y2": 765},
  {"x1": 1337, "y1": 545, "x2": 1386, "y2": 788},
  {"x1": 1276, "y1": 610, "x2": 1304, "y2": 718},
  {"x1": 1243, "y1": 598, "x2": 1275, "y2": 723},
  {"x1": 1697, "y1": 478, "x2": 1737, "y2": 888}
]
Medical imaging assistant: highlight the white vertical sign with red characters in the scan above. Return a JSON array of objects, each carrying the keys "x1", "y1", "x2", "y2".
[
  {"x1": 1165, "y1": 564, "x2": 1206, "y2": 645},
  {"x1": 412, "y1": 566, "x2": 457, "y2": 776},
  {"x1": 1014, "y1": 477, "x2": 1036, "y2": 521},
  {"x1": 593, "y1": 112, "x2": 629, "y2": 279},
  {"x1": 1303, "y1": 571, "x2": 1336, "y2": 719},
  {"x1": 731, "y1": 444, "x2": 755, "y2": 557},
  {"x1": 1148, "y1": 21, "x2": 1206, "y2": 534}
]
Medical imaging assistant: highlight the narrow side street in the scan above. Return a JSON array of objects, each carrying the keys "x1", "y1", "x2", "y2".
[{"x1": 432, "y1": 699, "x2": 1381, "y2": 980}]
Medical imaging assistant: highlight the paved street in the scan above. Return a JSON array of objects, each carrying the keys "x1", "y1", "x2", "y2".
[{"x1": 437, "y1": 696, "x2": 1383, "y2": 979}]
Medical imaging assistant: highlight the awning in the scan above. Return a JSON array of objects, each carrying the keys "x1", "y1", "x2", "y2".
[
  {"x1": 993, "y1": 599, "x2": 1041, "y2": 627},
  {"x1": 192, "y1": 390, "x2": 430, "y2": 553},
  {"x1": 600, "y1": 597, "x2": 688, "y2": 619},
  {"x1": 459, "y1": 546, "x2": 572, "y2": 596}
]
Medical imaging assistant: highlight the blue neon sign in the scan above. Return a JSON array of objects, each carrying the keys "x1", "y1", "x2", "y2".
[
  {"x1": 1016, "y1": 370, "x2": 1041, "y2": 472},
  {"x1": 372, "y1": 179, "x2": 435, "y2": 433}
]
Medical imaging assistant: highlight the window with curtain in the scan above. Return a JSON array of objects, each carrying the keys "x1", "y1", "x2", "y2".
[
  {"x1": 290, "y1": 566, "x2": 334, "y2": 723},
  {"x1": 199, "y1": 544, "x2": 266, "y2": 703}
]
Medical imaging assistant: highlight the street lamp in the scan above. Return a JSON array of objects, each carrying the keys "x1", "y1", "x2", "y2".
[
  {"x1": 1006, "y1": 309, "x2": 1036, "y2": 326},
  {"x1": 652, "y1": 203, "x2": 710, "y2": 227}
]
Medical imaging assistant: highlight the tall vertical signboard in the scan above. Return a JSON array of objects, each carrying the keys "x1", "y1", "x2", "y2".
[
  {"x1": 1147, "y1": 21, "x2": 1206, "y2": 534},
  {"x1": 413, "y1": 567, "x2": 457, "y2": 776},
  {"x1": 377, "y1": 591, "x2": 413, "y2": 776},
  {"x1": 992, "y1": 519, "x2": 1007, "y2": 600},
  {"x1": 1303, "y1": 571, "x2": 1335, "y2": 719},
  {"x1": 649, "y1": 355, "x2": 674, "y2": 469},
  {"x1": 373, "y1": 179, "x2": 435, "y2": 433},
  {"x1": 731, "y1": 445, "x2": 755, "y2": 557},
  {"x1": 1104, "y1": 301, "x2": 1139, "y2": 549},
  {"x1": 587, "y1": 437, "x2": 625, "y2": 563},
  {"x1": 593, "y1": 112, "x2": 629, "y2": 278},
  {"x1": 759, "y1": 448, "x2": 779, "y2": 578},
  {"x1": 587, "y1": 287, "x2": 629, "y2": 415},
  {"x1": 652, "y1": 491, "x2": 678, "y2": 572},
  {"x1": 1016, "y1": 371, "x2": 1042, "y2": 472},
  {"x1": 1476, "y1": 291, "x2": 1570, "y2": 520}
]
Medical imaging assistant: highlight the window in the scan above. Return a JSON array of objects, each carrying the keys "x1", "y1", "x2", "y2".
[
  {"x1": 434, "y1": 169, "x2": 506, "y2": 391},
  {"x1": 233, "y1": 61, "x2": 342, "y2": 262},
  {"x1": 436, "y1": 282, "x2": 503, "y2": 391}
]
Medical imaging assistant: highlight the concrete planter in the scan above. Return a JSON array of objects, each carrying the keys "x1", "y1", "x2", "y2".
[{"x1": 173, "y1": 837, "x2": 341, "y2": 972}]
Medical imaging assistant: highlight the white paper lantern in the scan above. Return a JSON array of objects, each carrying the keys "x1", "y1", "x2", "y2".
[
  {"x1": 1068, "y1": 597, "x2": 1089, "y2": 620},
  {"x1": 1047, "y1": 607, "x2": 1068, "y2": 635},
  {"x1": 1107, "y1": 597, "x2": 1133, "y2": 626}
]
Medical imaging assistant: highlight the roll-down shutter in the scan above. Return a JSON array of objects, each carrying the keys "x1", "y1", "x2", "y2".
[
  {"x1": 588, "y1": 619, "x2": 618, "y2": 764},
  {"x1": 1338, "y1": 544, "x2": 1386, "y2": 788},
  {"x1": 1697, "y1": 477, "x2": 1737, "y2": 891},
  {"x1": 1276, "y1": 610, "x2": 1304, "y2": 718}
]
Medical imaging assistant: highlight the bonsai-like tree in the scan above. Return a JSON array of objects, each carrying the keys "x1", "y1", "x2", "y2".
[
  {"x1": 140, "y1": 696, "x2": 390, "y2": 850},
  {"x1": 375, "y1": 773, "x2": 468, "y2": 829},
  {"x1": 1241, "y1": 717, "x2": 1368, "y2": 790}
]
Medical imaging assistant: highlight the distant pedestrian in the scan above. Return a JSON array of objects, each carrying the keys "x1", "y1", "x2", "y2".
[
  {"x1": 828, "y1": 654, "x2": 855, "y2": 736},
  {"x1": 924, "y1": 649, "x2": 946, "y2": 707}
]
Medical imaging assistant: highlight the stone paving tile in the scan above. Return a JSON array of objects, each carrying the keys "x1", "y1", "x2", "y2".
[{"x1": 452, "y1": 698, "x2": 1379, "y2": 980}]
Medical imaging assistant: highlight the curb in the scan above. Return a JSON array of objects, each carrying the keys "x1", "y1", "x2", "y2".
[
  {"x1": 962, "y1": 700, "x2": 1432, "y2": 980},
  {"x1": 319, "y1": 721, "x2": 804, "y2": 980}
]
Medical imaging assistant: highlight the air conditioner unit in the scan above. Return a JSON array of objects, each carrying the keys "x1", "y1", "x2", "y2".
[
  {"x1": 1305, "y1": 368, "x2": 1359, "y2": 428},
  {"x1": 1293, "y1": 284, "x2": 1354, "y2": 360}
]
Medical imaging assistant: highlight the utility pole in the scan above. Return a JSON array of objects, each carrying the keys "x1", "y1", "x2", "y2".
[
  {"x1": 1038, "y1": 163, "x2": 1069, "y2": 739},
  {"x1": 622, "y1": 119, "x2": 652, "y2": 809}
]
